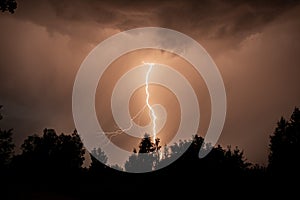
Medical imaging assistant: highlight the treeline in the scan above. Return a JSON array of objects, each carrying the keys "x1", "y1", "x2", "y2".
[{"x1": 0, "y1": 106, "x2": 299, "y2": 198}]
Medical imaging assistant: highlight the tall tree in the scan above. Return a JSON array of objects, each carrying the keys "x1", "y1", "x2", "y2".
[
  {"x1": 125, "y1": 134, "x2": 160, "y2": 172},
  {"x1": 89, "y1": 147, "x2": 108, "y2": 172},
  {"x1": 0, "y1": 106, "x2": 14, "y2": 168},
  {"x1": 0, "y1": 129, "x2": 14, "y2": 168},
  {"x1": 268, "y1": 107, "x2": 300, "y2": 176},
  {"x1": 138, "y1": 134, "x2": 156, "y2": 153}
]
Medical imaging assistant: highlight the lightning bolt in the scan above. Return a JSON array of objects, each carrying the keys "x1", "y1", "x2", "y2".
[
  {"x1": 144, "y1": 62, "x2": 157, "y2": 141},
  {"x1": 144, "y1": 62, "x2": 162, "y2": 162},
  {"x1": 101, "y1": 104, "x2": 147, "y2": 144},
  {"x1": 97, "y1": 62, "x2": 162, "y2": 166},
  {"x1": 99, "y1": 62, "x2": 158, "y2": 147}
]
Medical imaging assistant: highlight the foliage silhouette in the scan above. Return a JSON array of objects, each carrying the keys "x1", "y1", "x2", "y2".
[
  {"x1": 89, "y1": 147, "x2": 108, "y2": 172},
  {"x1": 12, "y1": 128, "x2": 85, "y2": 175},
  {"x1": 138, "y1": 134, "x2": 156, "y2": 153},
  {"x1": 0, "y1": 106, "x2": 14, "y2": 169},
  {"x1": 91, "y1": 147, "x2": 108, "y2": 165},
  {"x1": 268, "y1": 107, "x2": 300, "y2": 178},
  {"x1": 124, "y1": 134, "x2": 160, "y2": 172},
  {"x1": 0, "y1": 0, "x2": 17, "y2": 13},
  {"x1": 0, "y1": 128, "x2": 14, "y2": 168},
  {"x1": 1, "y1": 106, "x2": 300, "y2": 198},
  {"x1": 154, "y1": 134, "x2": 250, "y2": 178}
]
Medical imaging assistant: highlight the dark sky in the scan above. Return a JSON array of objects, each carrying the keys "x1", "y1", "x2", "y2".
[{"x1": 1, "y1": 0, "x2": 300, "y2": 165}]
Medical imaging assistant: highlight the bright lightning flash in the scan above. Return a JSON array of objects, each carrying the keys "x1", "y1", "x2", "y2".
[
  {"x1": 100, "y1": 62, "x2": 158, "y2": 147},
  {"x1": 144, "y1": 62, "x2": 157, "y2": 141}
]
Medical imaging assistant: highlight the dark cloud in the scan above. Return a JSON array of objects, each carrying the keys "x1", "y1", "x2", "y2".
[
  {"x1": 156, "y1": 0, "x2": 300, "y2": 41},
  {"x1": 14, "y1": 0, "x2": 300, "y2": 39}
]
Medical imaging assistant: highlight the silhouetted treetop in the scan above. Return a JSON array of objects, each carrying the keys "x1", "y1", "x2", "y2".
[
  {"x1": 13, "y1": 128, "x2": 85, "y2": 172},
  {"x1": 91, "y1": 147, "x2": 108, "y2": 165},
  {"x1": 0, "y1": 105, "x2": 14, "y2": 168},
  {"x1": 124, "y1": 134, "x2": 160, "y2": 172},
  {"x1": 138, "y1": 133, "x2": 156, "y2": 153},
  {"x1": 89, "y1": 147, "x2": 109, "y2": 172},
  {"x1": 268, "y1": 107, "x2": 300, "y2": 176},
  {"x1": 0, "y1": 0, "x2": 17, "y2": 13},
  {"x1": 0, "y1": 129, "x2": 14, "y2": 168}
]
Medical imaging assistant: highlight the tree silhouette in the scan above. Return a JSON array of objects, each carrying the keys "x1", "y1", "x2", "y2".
[
  {"x1": 1, "y1": 102, "x2": 299, "y2": 197},
  {"x1": 223, "y1": 145, "x2": 250, "y2": 172},
  {"x1": 0, "y1": 106, "x2": 14, "y2": 168},
  {"x1": 124, "y1": 134, "x2": 160, "y2": 172},
  {"x1": 89, "y1": 147, "x2": 108, "y2": 172},
  {"x1": 91, "y1": 147, "x2": 108, "y2": 165},
  {"x1": 12, "y1": 128, "x2": 85, "y2": 174},
  {"x1": 110, "y1": 164, "x2": 123, "y2": 171},
  {"x1": 156, "y1": 134, "x2": 250, "y2": 177},
  {"x1": 0, "y1": 0, "x2": 17, "y2": 13},
  {"x1": 138, "y1": 134, "x2": 156, "y2": 153},
  {"x1": 268, "y1": 107, "x2": 300, "y2": 177},
  {"x1": 0, "y1": 129, "x2": 14, "y2": 168}
]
